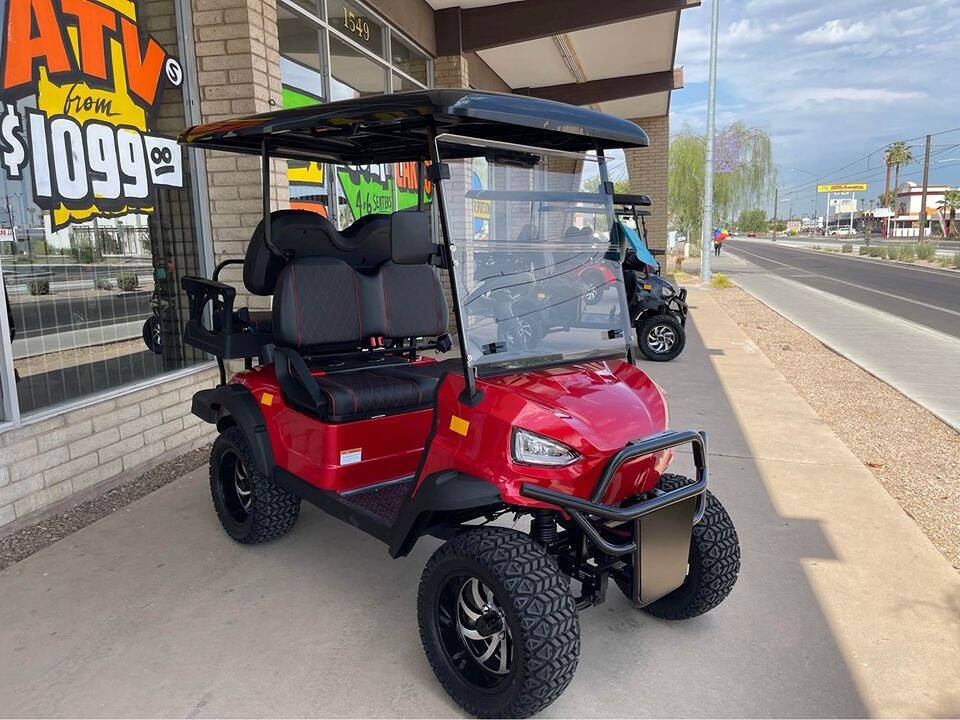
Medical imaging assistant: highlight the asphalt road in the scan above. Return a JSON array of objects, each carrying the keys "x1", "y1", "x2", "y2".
[
  {"x1": 760, "y1": 234, "x2": 960, "y2": 253},
  {"x1": 723, "y1": 240, "x2": 960, "y2": 339},
  {"x1": 11, "y1": 292, "x2": 152, "y2": 339}
]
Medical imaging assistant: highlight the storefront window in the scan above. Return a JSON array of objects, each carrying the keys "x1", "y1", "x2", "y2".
[
  {"x1": 279, "y1": 6, "x2": 326, "y2": 108},
  {"x1": 392, "y1": 71, "x2": 421, "y2": 93},
  {"x1": 0, "y1": 0, "x2": 206, "y2": 414},
  {"x1": 329, "y1": 35, "x2": 387, "y2": 99},
  {"x1": 327, "y1": 0, "x2": 385, "y2": 59},
  {"x1": 391, "y1": 35, "x2": 428, "y2": 85},
  {"x1": 276, "y1": 0, "x2": 432, "y2": 228}
]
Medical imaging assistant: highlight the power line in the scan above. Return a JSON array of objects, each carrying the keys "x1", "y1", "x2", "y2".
[{"x1": 777, "y1": 126, "x2": 960, "y2": 194}]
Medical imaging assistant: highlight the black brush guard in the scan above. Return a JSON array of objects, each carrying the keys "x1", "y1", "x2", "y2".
[{"x1": 521, "y1": 429, "x2": 707, "y2": 607}]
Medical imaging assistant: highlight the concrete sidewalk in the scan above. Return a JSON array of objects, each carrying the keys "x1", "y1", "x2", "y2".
[
  {"x1": 1, "y1": 288, "x2": 958, "y2": 717},
  {"x1": 717, "y1": 249, "x2": 960, "y2": 431}
]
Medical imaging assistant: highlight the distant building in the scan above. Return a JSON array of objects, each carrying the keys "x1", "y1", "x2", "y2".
[{"x1": 889, "y1": 182, "x2": 951, "y2": 238}]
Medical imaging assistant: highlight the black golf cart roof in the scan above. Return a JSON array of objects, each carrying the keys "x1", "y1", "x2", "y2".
[
  {"x1": 180, "y1": 89, "x2": 649, "y2": 164},
  {"x1": 613, "y1": 193, "x2": 652, "y2": 207}
]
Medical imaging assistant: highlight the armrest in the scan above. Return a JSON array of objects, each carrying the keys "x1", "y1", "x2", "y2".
[{"x1": 181, "y1": 276, "x2": 236, "y2": 333}]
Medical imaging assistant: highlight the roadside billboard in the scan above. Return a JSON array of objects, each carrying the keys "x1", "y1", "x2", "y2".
[
  {"x1": 818, "y1": 183, "x2": 867, "y2": 193},
  {"x1": 830, "y1": 198, "x2": 858, "y2": 213}
]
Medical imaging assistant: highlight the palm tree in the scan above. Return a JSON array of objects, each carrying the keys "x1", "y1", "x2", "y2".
[
  {"x1": 883, "y1": 141, "x2": 915, "y2": 213},
  {"x1": 938, "y1": 188, "x2": 960, "y2": 236}
]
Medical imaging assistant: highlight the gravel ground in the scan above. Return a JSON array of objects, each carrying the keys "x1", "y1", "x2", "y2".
[
  {"x1": 714, "y1": 285, "x2": 960, "y2": 570},
  {"x1": 0, "y1": 445, "x2": 211, "y2": 571}
]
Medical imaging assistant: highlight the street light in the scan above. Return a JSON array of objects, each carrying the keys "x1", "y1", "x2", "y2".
[
  {"x1": 700, "y1": 0, "x2": 720, "y2": 283},
  {"x1": 790, "y1": 168, "x2": 819, "y2": 222}
]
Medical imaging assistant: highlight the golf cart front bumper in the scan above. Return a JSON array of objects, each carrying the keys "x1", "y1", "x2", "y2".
[
  {"x1": 521, "y1": 429, "x2": 707, "y2": 607},
  {"x1": 670, "y1": 287, "x2": 689, "y2": 326}
]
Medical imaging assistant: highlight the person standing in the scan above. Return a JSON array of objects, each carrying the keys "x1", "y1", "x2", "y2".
[{"x1": 713, "y1": 226, "x2": 726, "y2": 256}]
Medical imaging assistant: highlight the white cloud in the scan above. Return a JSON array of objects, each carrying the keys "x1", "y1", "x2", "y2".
[
  {"x1": 788, "y1": 87, "x2": 924, "y2": 106},
  {"x1": 670, "y1": 0, "x2": 960, "y2": 210},
  {"x1": 797, "y1": 19, "x2": 875, "y2": 45}
]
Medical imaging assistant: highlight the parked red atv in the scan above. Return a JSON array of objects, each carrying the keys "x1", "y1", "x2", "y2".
[{"x1": 179, "y1": 90, "x2": 740, "y2": 718}]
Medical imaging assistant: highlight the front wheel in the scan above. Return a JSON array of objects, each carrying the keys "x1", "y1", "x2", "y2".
[
  {"x1": 418, "y1": 527, "x2": 580, "y2": 718},
  {"x1": 641, "y1": 475, "x2": 740, "y2": 620},
  {"x1": 636, "y1": 313, "x2": 685, "y2": 362}
]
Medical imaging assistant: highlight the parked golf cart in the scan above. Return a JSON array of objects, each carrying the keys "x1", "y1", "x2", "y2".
[
  {"x1": 179, "y1": 90, "x2": 739, "y2": 718},
  {"x1": 614, "y1": 194, "x2": 689, "y2": 361}
]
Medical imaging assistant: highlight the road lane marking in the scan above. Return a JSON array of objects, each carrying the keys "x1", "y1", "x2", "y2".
[
  {"x1": 730, "y1": 239, "x2": 960, "y2": 279},
  {"x1": 728, "y1": 245, "x2": 960, "y2": 319}
]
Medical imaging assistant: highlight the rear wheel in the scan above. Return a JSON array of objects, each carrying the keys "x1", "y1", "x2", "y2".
[
  {"x1": 418, "y1": 527, "x2": 580, "y2": 718},
  {"x1": 210, "y1": 427, "x2": 300, "y2": 544},
  {"x1": 637, "y1": 313, "x2": 685, "y2": 362},
  {"x1": 142, "y1": 315, "x2": 162, "y2": 354}
]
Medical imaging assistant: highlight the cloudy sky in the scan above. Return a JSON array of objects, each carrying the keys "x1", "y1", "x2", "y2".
[{"x1": 672, "y1": 0, "x2": 960, "y2": 217}]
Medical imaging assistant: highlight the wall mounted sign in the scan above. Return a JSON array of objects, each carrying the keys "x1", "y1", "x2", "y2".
[{"x1": 0, "y1": 0, "x2": 185, "y2": 231}]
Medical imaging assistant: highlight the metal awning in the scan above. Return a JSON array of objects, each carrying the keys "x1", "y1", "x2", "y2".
[{"x1": 427, "y1": 0, "x2": 696, "y2": 118}]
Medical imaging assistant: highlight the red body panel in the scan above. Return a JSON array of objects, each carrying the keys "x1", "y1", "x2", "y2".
[
  {"x1": 415, "y1": 360, "x2": 670, "y2": 507},
  {"x1": 231, "y1": 358, "x2": 669, "y2": 506},
  {"x1": 234, "y1": 365, "x2": 433, "y2": 492}
]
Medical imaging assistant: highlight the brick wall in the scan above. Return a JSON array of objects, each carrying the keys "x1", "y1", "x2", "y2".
[
  {"x1": 0, "y1": 367, "x2": 218, "y2": 531},
  {"x1": 193, "y1": 0, "x2": 288, "y2": 313},
  {"x1": 625, "y1": 114, "x2": 669, "y2": 253}
]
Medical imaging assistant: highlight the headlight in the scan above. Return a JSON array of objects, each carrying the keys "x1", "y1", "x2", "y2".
[
  {"x1": 512, "y1": 428, "x2": 580, "y2": 466},
  {"x1": 661, "y1": 283, "x2": 675, "y2": 299}
]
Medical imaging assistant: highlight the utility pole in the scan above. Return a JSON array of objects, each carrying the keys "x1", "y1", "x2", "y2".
[
  {"x1": 882, "y1": 161, "x2": 892, "y2": 237},
  {"x1": 700, "y1": 0, "x2": 720, "y2": 282},
  {"x1": 917, "y1": 134, "x2": 931, "y2": 240},
  {"x1": 772, "y1": 187, "x2": 778, "y2": 241}
]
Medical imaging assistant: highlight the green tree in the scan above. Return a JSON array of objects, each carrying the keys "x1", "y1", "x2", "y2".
[
  {"x1": 735, "y1": 209, "x2": 768, "y2": 233},
  {"x1": 668, "y1": 121, "x2": 776, "y2": 250},
  {"x1": 884, "y1": 141, "x2": 915, "y2": 209},
  {"x1": 581, "y1": 176, "x2": 631, "y2": 194},
  {"x1": 938, "y1": 188, "x2": 960, "y2": 236}
]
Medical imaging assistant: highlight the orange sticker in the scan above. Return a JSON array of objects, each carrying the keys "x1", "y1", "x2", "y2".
[
  {"x1": 260, "y1": 392, "x2": 273, "y2": 406},
  {"x1": 449, "y1": 415, "x2": 470, "y2": 436}
]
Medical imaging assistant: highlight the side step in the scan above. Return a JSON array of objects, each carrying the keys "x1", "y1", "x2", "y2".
[{"x1": 275, "y1": 469, "x2": 415, "y2": 544}]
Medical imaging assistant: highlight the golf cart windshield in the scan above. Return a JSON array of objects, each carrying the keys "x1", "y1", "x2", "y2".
[{"x1": 437, "y1": 136, "x2": 631, "y2": 375}]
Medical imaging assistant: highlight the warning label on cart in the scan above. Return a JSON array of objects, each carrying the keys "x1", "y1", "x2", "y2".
[{"x1": 340, "y1": 448, "x2": 362, "y2": 465}]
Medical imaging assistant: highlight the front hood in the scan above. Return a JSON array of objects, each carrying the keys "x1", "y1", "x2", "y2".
[{"x1": 481, "y1": 360, "x2": 667, "y2": 453}]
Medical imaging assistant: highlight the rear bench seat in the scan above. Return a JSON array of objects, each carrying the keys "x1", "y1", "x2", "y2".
[{"x1": 269, "y1": 211, "x2": 458, "y2": 421}]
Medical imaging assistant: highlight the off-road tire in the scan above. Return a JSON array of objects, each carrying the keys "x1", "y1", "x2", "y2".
[
  {"x1": 637, "y1": 313, "x2": 685, "y2": 362},
  {"x1": 641, "y1": 474, "x2": 740, "y2": 620},
  {"x1": 418, "y1": 527, "x2": 580, "y2": 718},
  {"x1": 209, "y1": 427, "x2": 300, "y2": 544}
]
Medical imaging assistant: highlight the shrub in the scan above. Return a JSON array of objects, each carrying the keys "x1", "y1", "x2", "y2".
[
  {"x1": 841, "y1": 243, "x2": 853, "y2": 253},
  {"x1": 94, "y1": 278, "x2": 113, "y2": 290},
  {"x1": 952, "y1": 251, "x2": 960, "y2": 268},
  {"x1": 115, "y1": 273, "x2": 139, "y2": 291},
  {"x1": 859, "y1": 246, "x2": 870, "y2": 255},
  {"x1": 710, "y1": 272, "x2": 734, "y2": 289},
  {"x1": 71, "y1": 242, "x2": 95, "y2": 263},
  {"x1": 28, "y1": 279, "x2": 49, "y2": 295},
  {"x1": 893, "y1": 244, "x2": 916, "y2": 262},
  {"x1": 868, "y1": 247, "x2": 884, "y2": 258},
  {"x1": 916, "y1": 242, "x2": 936, "y2": 261},
  {"x1": 811, "y1": 244, "x2": 821, "y2": 250},
  {"x1": 789, "y1": 230, "x2": 798, "y2": 236}
]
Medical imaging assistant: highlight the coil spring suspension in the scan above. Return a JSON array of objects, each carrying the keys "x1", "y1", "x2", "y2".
[{"x1": 531, "y1": 509, "x2": 558, "y2": 546}]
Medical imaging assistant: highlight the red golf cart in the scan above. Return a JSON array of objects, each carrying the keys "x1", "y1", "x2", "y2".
[{"x1": 179, "y1": 90, "x2": 739, "y2": 718}]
